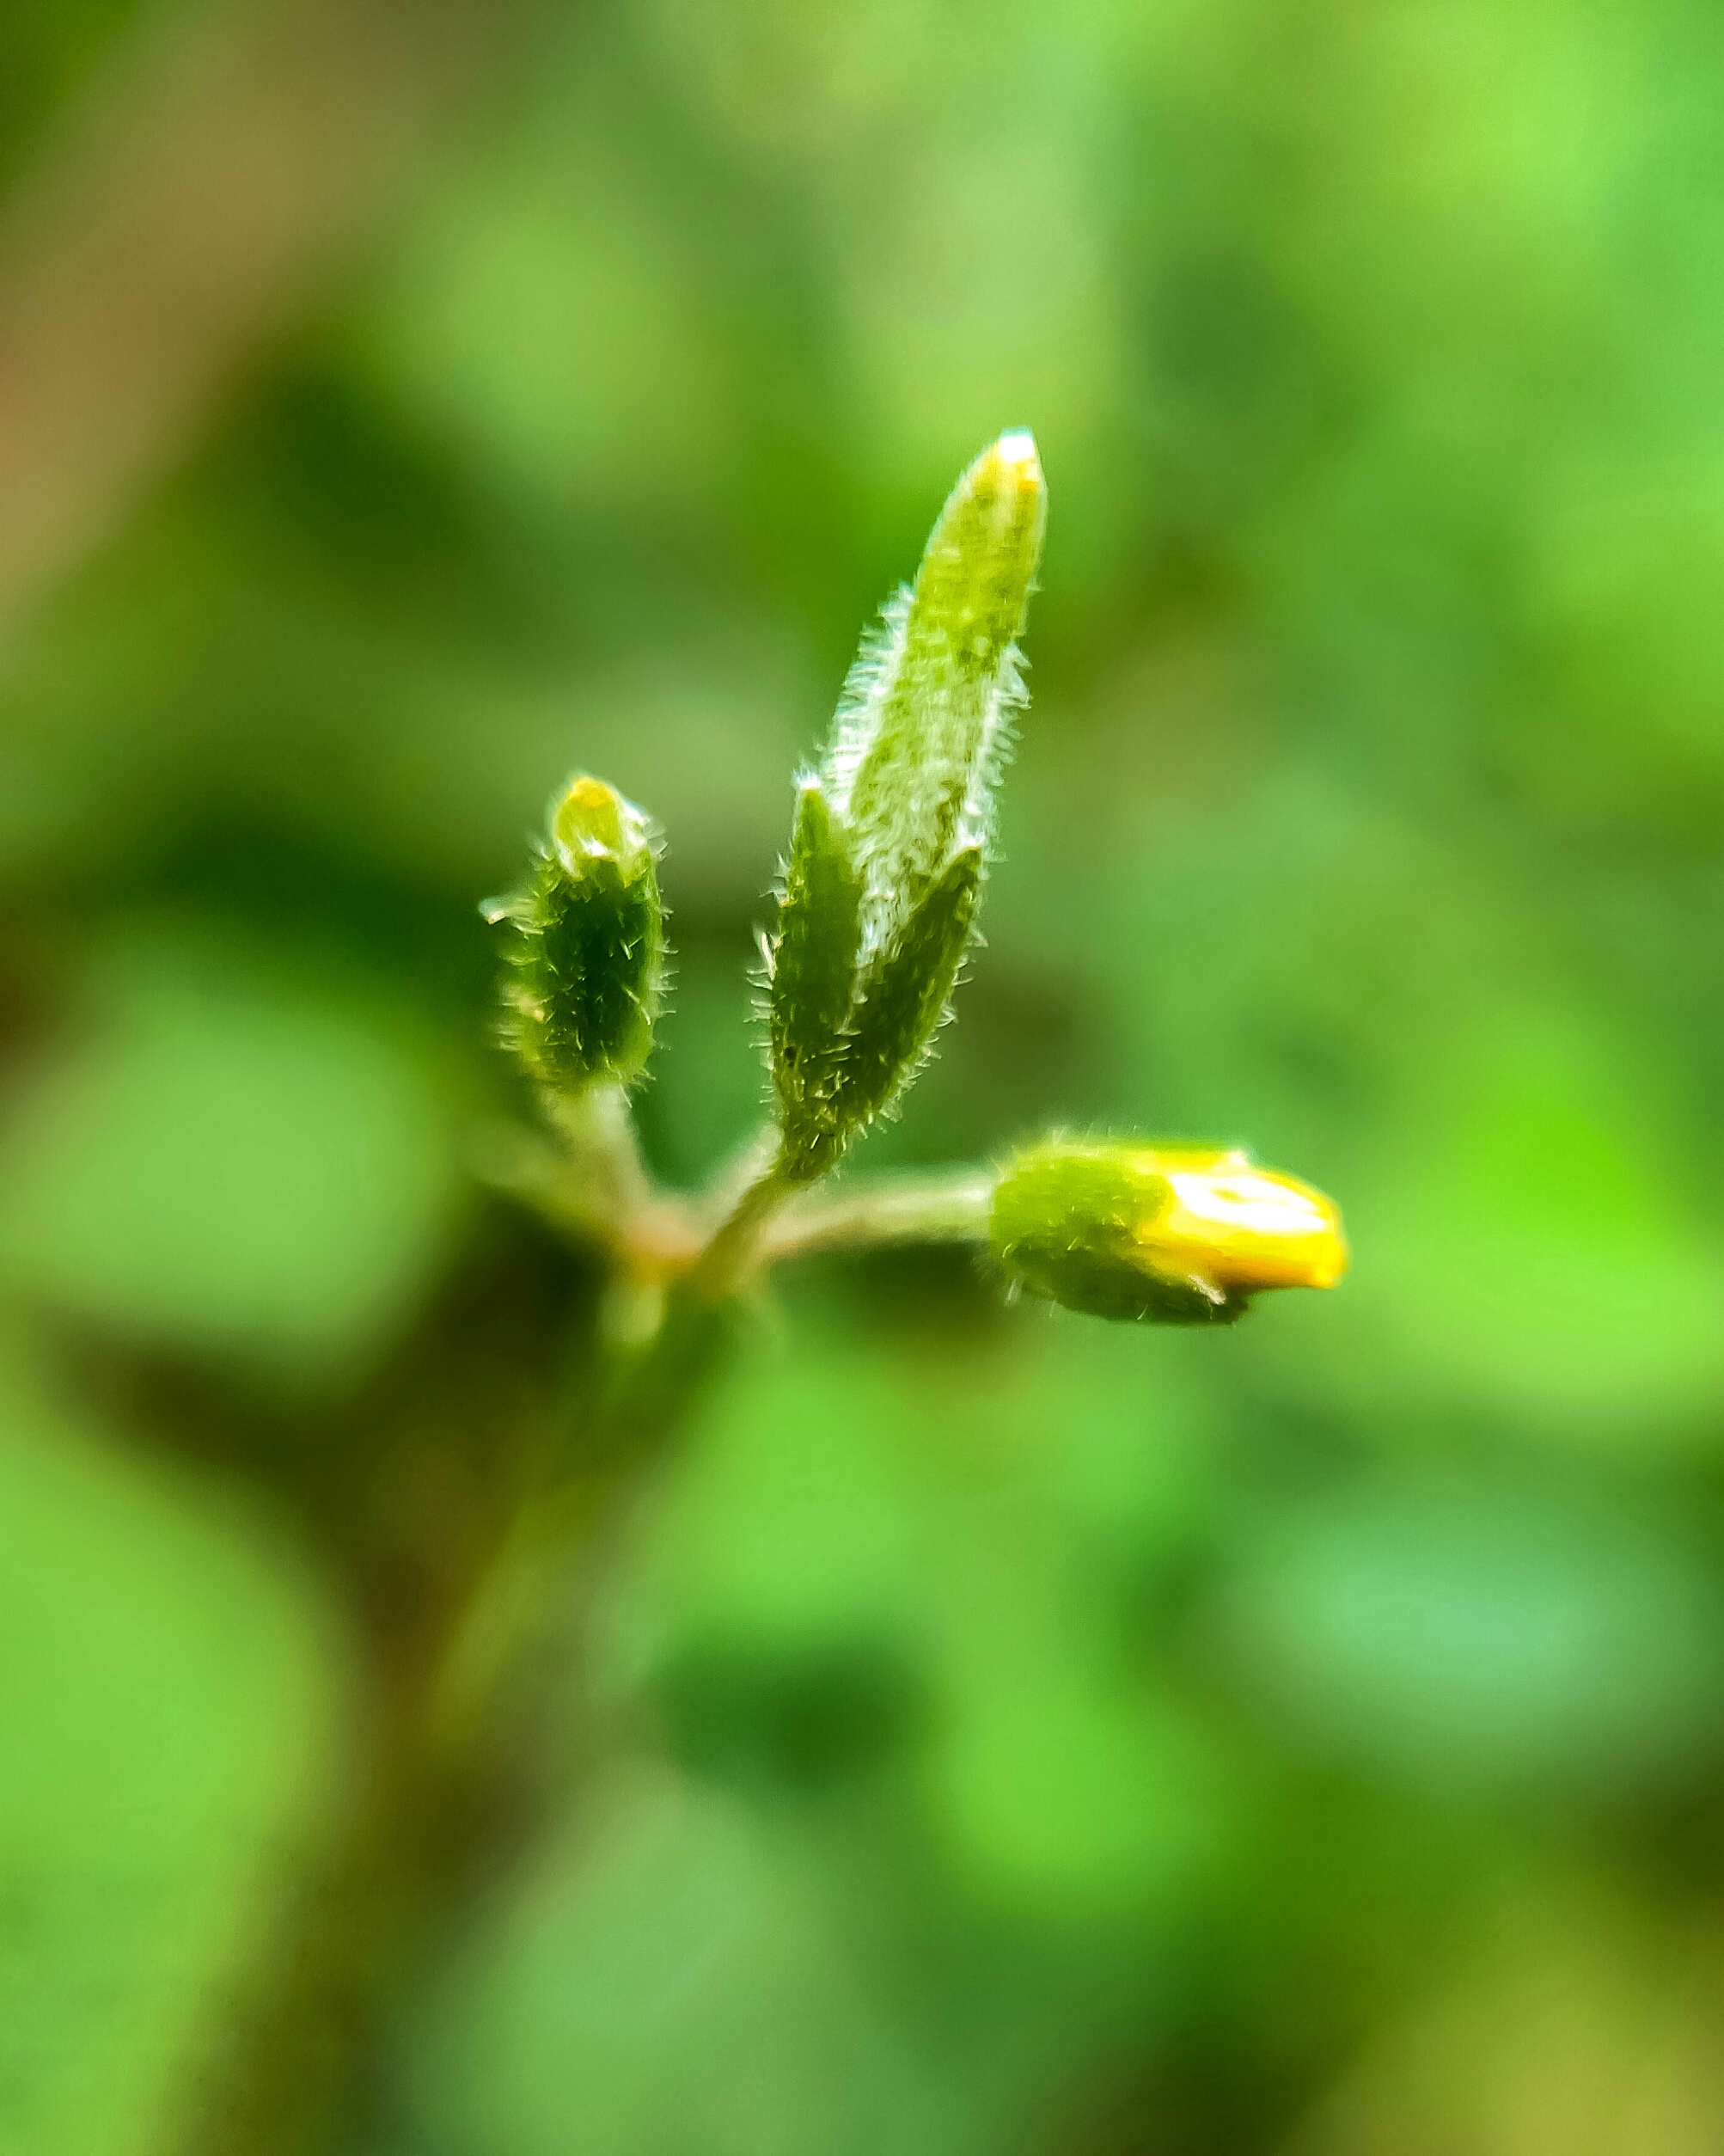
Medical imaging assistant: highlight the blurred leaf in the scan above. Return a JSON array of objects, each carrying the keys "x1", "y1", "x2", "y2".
[
  {"x1": 0, "y1": 1335, "x2": 338, "y2": 2154},
  {"x1": 1213, "y1": 1480, "x2": 1724, "y2": 1796},
  {"x1": 1365, "y1": 1007, "x2": 1724, "y2": 1448},
  {"x1": 405, "y1": 1765, "x2": 963, "y2": 2156},
  {"x1": 0, "y1": 922, "x2": 467, "y2": 1380},
  {"x1": 604, "y1": 1340, "x2": 931, "y2": 1790},
  {"x1": 358, "y1": 107, "x2": 727, "y2": 518},
  {"x1": 1294, "y1": 1883, "x2": 1724, "y2": 2156},
  {"x1": 925, "y1": 1671, "x2": 1230, "y2": 1926}
]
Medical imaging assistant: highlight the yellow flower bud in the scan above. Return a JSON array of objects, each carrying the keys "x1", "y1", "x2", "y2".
[{"x1": 991, "y1": 1140, "x2": 1347, "y2": 1325}]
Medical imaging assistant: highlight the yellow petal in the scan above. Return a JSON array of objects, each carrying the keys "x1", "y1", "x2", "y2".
[{"x1": 1130, "y1": 1150, "x2": 1348, "y2": 1294}]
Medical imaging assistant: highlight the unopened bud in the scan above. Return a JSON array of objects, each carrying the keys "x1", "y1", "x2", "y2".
[
  {"x1": 486, "y1": 774, "x2": 665, "y2": 1093},
  {"x1": 841, "y1": 430, "x2": 1044, "y2": 917},
  {"x1": 991, "y1": 1142, "x2": 1347, "y2": 1325},
  {"x1": 766, "y1": 433, "x2": 1046, "y2": 1178}
]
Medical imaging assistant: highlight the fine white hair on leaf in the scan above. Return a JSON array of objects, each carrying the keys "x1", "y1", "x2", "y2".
[
  {"x1": 820, "y1": 599, "x2": 1026, "y2": 959},
  {"x1": 961, "y1": 640, "x2": 1026, "y2": 852},
  {"x1": 813, "y1": 433, "x2": 1044, "y2": 965},
  {"x1": 824, "y1": 586, "x2": 911, "y2": 824}
]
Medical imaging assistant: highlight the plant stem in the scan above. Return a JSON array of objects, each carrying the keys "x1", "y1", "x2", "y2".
[
  {"x1": 760, "y1": 1167, "x2": 995, "y2": 1263},
  {"x1": 680, "y1": 1133, "x2": 793, "y2": 1304},
  {"x1": 538, "y1": 1081, "x2": 655, "y2": 1231},
  {"x1": 678, "y1": 1149, "x2": 999, "y2": 1299},
  {"x1": 478, "y1": 1108, "x2": 1000, "y2": 1295}
]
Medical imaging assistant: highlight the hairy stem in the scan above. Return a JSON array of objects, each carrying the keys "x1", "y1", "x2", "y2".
[
  {"x1": 477, "y1": 1107, "x2": 1002, "y2": 1296},
  {"x1": 538, "y1": 1081, "x2": 656, "y2": 1231},
  {"x1": 760, "y1": 1167, "x2": 996, "y2": 1263},
  {"x1": 680, "y1": 1134, "x2": 793, "y2": 1304}
]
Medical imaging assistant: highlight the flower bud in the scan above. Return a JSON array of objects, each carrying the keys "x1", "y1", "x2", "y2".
[
  {"x1": 486, "y1": 774, "x2": 665, "y2": 1093},
  {"x1": 991, "y1": 1141, "x2": 1347, "y2": 1325},
  {"x1": 840, "y1": 429, "x2": 1046, "y2": 917},
  {"x1": 767, "y1": 433, "x2": 1045, "y2": 1178}
]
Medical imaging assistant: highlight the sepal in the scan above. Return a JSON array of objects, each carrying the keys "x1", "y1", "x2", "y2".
[
  {"x1": 768, "y1": 780, "x2": 864, "y2": 1163},
  {"x1": 839, "y1": 847, "x2": 981, "y2": 1129}
]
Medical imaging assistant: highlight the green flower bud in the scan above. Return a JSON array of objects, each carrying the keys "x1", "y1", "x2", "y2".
[
  {"x1": 767, "y1": 432, "x2": 1045, "y2": 1177},
  {"x1": 991, "y1": 1141, "x2": 1348, "y2": 1326},
  {"x1": 840, "y1": 429, "x2": 1046, "y2": 918},
  {"x1": 486, "y1": 774, "x2": 665, "y2": 1093}
]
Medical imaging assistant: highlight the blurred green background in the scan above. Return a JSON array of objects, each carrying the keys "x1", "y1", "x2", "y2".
[{"x1": 6, "y1": 0, "x2": 1724, "y2": 2149}]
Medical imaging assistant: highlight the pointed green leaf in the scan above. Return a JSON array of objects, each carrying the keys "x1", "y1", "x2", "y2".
[
  {"x1": 836, "y1": 845, "x2": 982, "y2": 1130},
  {"x1": 769, "y1": 781, "x2": 864, "y2": 1163}
]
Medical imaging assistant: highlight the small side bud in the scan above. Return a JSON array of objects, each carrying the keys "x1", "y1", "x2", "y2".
[
  {"x1": 486, "y1": 774, "x2": 666, "y2": 1093},
  {"x1": 991, "y1": 1141, "x2": 1347, "y2": 1326}
]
